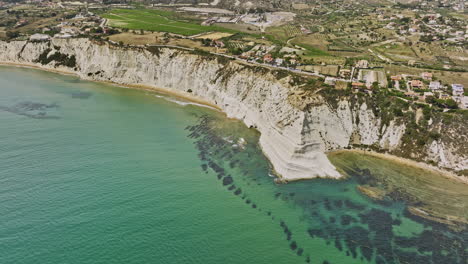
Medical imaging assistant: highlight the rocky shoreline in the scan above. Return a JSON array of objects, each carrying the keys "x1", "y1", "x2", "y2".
[{"x1": 1, "y1": 38, "x2": 466, "y2": 181}]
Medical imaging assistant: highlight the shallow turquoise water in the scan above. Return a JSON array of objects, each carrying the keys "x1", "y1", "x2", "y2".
[{"x1": 0, "y1": 66, "x2": 466, "y2": 264}]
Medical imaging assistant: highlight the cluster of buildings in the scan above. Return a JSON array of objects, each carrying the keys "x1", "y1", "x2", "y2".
[
  {"x1": 387, "y1": 72, "x2": 467, "y2": 108},
  {"x1": 237, "y1": 45, "x2": 301, "y2": 67},
  {"x1": 29, "y1": 11, "x2": 105, "y2": 41},
  {"x1": 3, "y1": 0, "x2": 109, "y2": 10},
  {"x1": 389, "y1": 12, "x2": 466, "y2": 43},
  {"x1": 0, "y1": 1, "x2": 16, "y2": 9},
  {"x1": 315, "y1": 59, "x2": 467, "y2": 110}
]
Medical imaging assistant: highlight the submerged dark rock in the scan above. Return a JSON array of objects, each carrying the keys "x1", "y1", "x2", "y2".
[
  {"x1": 290, "y1": 241, "x2": 297, "y2": 250},
  {"x1": 0, "y1": 102, "x2": 60, "y2": 119},
  {"x1": 71, "y1": 91, "x2": 92, "y2": 99},
  {"x1": 297, "y1": 248, "x2": 303, "y2": 256},
  {"x1": 222, "y1": 176, "x2": 233, "y2": 186},
  {"x1": 234, "y1": 188, "x2": 242, "y2": 195},
  {"x1": 340, "y1": 215, "x2": 357, "y2": 226}
]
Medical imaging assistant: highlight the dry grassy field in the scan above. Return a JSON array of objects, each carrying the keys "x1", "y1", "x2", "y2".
[{"x1": 108, "y1": 32, "x2": 218, "y2": 52}]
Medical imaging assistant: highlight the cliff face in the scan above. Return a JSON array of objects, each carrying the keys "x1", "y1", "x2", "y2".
[{"x1": 1, "y1": 38, "x2": 466, "y2": 181}]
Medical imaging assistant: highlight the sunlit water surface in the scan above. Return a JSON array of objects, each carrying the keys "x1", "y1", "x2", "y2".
[{"x1": 0, "y1": 66, "x2": 466, "y2": 264}]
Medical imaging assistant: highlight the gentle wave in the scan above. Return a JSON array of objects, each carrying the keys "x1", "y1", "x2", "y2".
[{"x1": 153, "y1": 94, "x2": 218, "y2": 110}]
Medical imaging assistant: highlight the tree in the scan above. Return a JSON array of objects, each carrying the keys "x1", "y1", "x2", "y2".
[
  {"x1": 425, "y1": 96, "x2": 436, "y2": 104},
  {"x1": 372, "y1": 81, "x2": 379, "y2": 90},
  {"x1": 6, "y1": 31, "x2": 19, "y2": 39},
  {"x1": 445, "y1": 99, "x2": 458, "y2": 109}
]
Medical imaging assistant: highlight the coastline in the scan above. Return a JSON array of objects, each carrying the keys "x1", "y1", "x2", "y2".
[
  {"x1": 329, "y1": 149, "x2": 468, "y2": 184},
  {"x1": 3, "y1": 61, "x2": 337, "y2": 182},
  {"x1": 1, "y1": 61, "x2": 464, "y2": 184},
  {"x1": 0, "y1": 61, "x2": 223, "y2": 112}
]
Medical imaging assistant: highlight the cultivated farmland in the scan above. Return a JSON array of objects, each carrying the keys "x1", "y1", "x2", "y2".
[{"x1": 102, "y1": 9, "x2": 235, "y2": 36}]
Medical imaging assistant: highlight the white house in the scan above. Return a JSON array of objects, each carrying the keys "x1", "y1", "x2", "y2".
[
  {"x1": 429, "y1": 81, "x2": 442, "y2": 91},
  {"x1": 460, "y1": 96, "x2": 468, "y2": 109},
  {"x1": 275, "y1": 58, "x2": 284, "y2": 66},
  {"x1": 355, "y1": 60, "x2": 369, "y2": 69},
  {"x1": 29, "y1": 33, "x2": 50, "y2": 41},
  {"x1": 423, "y1": 92, "x2": 434, "y2": 98},
  {"x1": 452, "y1": 84, "x2": 465, "y2": 96},
  {"x1": 54, "y1": 33, "x2": 72, "y2": 39}
]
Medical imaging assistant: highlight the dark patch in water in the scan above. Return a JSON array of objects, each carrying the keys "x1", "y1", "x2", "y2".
[
  {"x1": 375, "y1": 255, "x2": 386, "y2": 264},
  {"x1": 290, "y1": 241, "x2": 297, "y2": 251},
  {"x1": 0, "y1": 101, "x2": 60, "y2": 119},
  {"x1": 234, "y1": 188, "x2": 242, "y2": 196},
  {"x1": 222, "y1": 176, "x2": 233, "y2": 186},
  {"x1": 71, "y1": 92, "x2": 92, "y2": 99},
  {"x1": 307, "y1": 228, "x2": 323, "y2": 238},
  {"x1": 334, "y1": 238, "x2": 343, "y2": 251},
  {"x1": 334, "y1": 200, "x2": 343, "y2": 208},
  {"x1": 297, "y1": 248, "x2": 303, "y2": 256},
  {"x1": 186, "y1": 115, "x2": 468, "y2": 264},
  {"x1": 344, "y1": 200, "x2": 365, "y2": 210},
  {"x1": 340, "y1": 215, "x2": 357, "y2": 226}
]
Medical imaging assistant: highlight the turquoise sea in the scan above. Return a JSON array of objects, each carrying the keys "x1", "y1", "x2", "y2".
[{"x1": 0, "y1": 66, "x2": 466, "y2": 264}]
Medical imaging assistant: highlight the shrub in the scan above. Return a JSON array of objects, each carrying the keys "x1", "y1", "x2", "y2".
[{"x1": 429, "y1": 132, "x2": 441, "y2": 141}]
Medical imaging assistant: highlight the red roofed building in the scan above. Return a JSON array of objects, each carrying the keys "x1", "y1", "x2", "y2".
[{"x1": 263, "y1": 54, "x2": 274, "y2": 63}]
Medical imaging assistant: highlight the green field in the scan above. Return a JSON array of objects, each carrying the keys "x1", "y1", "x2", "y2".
[{"x1": 102, "y1": 9, "x2": 235, "y2": 36}]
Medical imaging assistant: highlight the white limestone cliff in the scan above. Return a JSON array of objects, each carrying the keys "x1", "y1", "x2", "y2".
[{"x1": 0, "y1": 38, "x2": 466, "y2": 181}]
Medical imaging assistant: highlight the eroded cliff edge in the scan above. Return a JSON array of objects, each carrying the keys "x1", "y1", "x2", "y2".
[{"x1": 1, "y1": 38, "x2": 467, "y2": 181}]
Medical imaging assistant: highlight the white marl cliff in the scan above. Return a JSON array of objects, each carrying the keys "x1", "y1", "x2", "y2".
[{"x1": 0, "y1": 38, "x2": 466, "y2": 181}]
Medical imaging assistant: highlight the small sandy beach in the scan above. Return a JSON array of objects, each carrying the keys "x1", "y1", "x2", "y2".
[
  {"x1": 330, "y1": 149, "x2": 468, "y2": 184},
  {"x1": 0, "y1": 61, "x2": 222, "y2": 112}
]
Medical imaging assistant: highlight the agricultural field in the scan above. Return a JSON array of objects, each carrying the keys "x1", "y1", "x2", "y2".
[
  {"x1": 291, "y1": 34, "x2": 329, "y2": 52},
  {"x1": 108, "y1": 32, "x2": 218, "y2": 52},
  {"x1": 102, "y1": 9, "x2": 236, "y2": 36},
  {"x1": 374, "y1": 42, "x2": 418, "y2": 63},
  {"x1": 194, "y1": 32, "x2": 233, "y2": 40},
  {"x1": 265, "y1": 24, "x2": 302, "y2": 42},
  {"x1": 287, "y1": 34, "x2": 346, "y2": 63}
]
